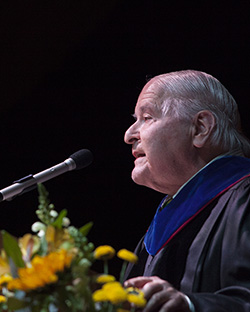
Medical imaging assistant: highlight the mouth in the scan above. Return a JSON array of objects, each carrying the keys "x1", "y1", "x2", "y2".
[{"x1": 133, "y1": 151, "x2": 146, "y2": 159}]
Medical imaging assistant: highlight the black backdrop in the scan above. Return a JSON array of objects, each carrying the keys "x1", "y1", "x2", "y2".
[{"x1": 0, "y1": 1, "x2": 250, "y2": 272}]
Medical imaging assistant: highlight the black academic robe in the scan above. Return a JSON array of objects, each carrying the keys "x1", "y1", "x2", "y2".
[{"x1": 124, "y1": 177, "x2": 250, "y2": 311}]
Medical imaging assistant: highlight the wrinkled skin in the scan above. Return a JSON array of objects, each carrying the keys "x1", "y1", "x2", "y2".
[{"x1": 125, "y1": 276, "x2": 190, "y2": 312}]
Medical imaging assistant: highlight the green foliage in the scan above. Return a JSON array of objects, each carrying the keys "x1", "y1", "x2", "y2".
[
  {"x1": 1, "y1": 231, "x2": 25, "y2": 269},
  {"x1": 36, "y1": 183, "x2": 56, "y2": 225},
  {"x1": 0, "y1": 184, "x2": 142, "y2": 312},
  {"x1": 52, "y1": 209, "x2": 68, "y2": 229},
  {"x1": 5, "y1": 296, "x2": 30, "y2": 310},
  {"x1": 79, "y1": 222, "x2": 93, "y2": 237}
]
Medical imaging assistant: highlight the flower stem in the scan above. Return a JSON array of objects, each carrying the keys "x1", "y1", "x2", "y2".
[
  {"x1": 108, "y1": 302, "x2": 114, "y2": 312},
  {"x1": 104, "y1": 260, "x2": 109, "y2": 275},
  {"x1": 119, "y1": 261, "x2": 128, "y2": 284}
]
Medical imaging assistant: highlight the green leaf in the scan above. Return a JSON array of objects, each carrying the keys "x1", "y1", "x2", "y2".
[
  {"x1": 2, "y1": 230, "x2": 25, "y2": 268},
  {"x1": 7, "y1": 297, "x2": 30, "y2": 310},
  {"x1": 51, "y1": 209, "x2": 67, "y2": 229},
  {"x1": 79, "y1": 222, "x2": 93, "y2": 236}
]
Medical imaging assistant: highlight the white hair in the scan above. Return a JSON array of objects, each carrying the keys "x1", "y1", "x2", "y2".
[{"x1": 152, "y1": 70, "x2": 250, "y2": 157}]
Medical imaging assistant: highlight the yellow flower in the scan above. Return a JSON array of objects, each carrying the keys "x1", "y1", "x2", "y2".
[
  {"x1": 46, "y1": 225, "x2": 56, "y2": 243},
  {"x1": 94, "y1": 245, "x2": 115, "y2": 260},
  {"x1": 116, "y1": 309, "x2": 130, "y2": 312},
  {"x1": 92, "y1": 289, "x2": 108, "y2": 302},
  {"x1": 126, "y1": 287, "x2": 146, "y2": 308},
  {"x1": 46, "y1": 249, "x2": 73, "y2": 272},
  {"x1": 125, "y1": 286, "x2": 143, "y2": 294},
  {"x1": 0, "y1": 274, "x2": 13, "y2": 287},
  {"x1": 46, "y1": 226, "x2": 72, "y2": 252},
  {"x1": 117, "y1": 249, "x2": 138, "y2": 263},
  {"x1": 94, "y1": 282, "x2": 128, "y2": 305},
  {"x1": 7, "y1": 249, "x2": 73, "y2": 291},
  {"x1": 107, "y1": 288, "x2": 127, "y2": 304},
  {"x1": 0, "y1": 295, "x2": 6, "y2": 303},
  {"x1": 102, "y1": 281, "x2": 122, "y2": 291},
  {"x1": 103, "y1": 282, "x2": 128, "y2": 304},
  {"x1": 0, "y1": 252, "x2": 10, "y2": 276},
  {"x1": 96, "y1": 274, "x2": 116, "y2": 284},
  {"x1": 7, "y1": 279, "x2": 27, "y2": 291},
  {"x1": 16, "y1": 265, "x2": 58, "y2": 290},
  {"x1": 127, "y1": 294, "x2": 146, "y2": 308}
]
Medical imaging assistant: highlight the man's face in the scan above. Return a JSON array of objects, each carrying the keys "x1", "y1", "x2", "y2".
[{"x1": 124, "y1": 80, "x2": 197, "y2": 195}]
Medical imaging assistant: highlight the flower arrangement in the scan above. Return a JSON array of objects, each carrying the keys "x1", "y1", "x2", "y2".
[
  {"x1": 0, "y1": 184, "x2": 146, "y2": 312},
  {"x1": 93, "y1": 247, "x2": 146, "y2": 312}
]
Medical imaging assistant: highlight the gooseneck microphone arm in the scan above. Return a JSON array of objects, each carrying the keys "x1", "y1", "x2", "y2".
[{"x1": 0, "y1": 149, "x2": 93, "y2": 202}]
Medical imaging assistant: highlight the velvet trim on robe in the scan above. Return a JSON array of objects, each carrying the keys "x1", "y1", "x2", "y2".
[{"x1": 144, "y1": 156, "x2": 250, "y2": 256}]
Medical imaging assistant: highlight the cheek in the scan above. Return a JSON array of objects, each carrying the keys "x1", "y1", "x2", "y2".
[
  {"x1": 146, "y1": 144, "x2": 169, "y2": 171},
  {"x1": 145, "y1": 134, "x2": 179, "y2": 171},
  {"x1": 145, "y1": 130, "x2": 173, "y2": 156}
]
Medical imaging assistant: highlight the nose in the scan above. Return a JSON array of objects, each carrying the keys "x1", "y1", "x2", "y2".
[{"x1": 124, "y1": 122, "x2": 140, "y2": 144}]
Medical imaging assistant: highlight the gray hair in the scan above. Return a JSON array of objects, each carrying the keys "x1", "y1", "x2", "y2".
[{"x1": 152, "y1": 70, "x2": 250, "y2": 157}]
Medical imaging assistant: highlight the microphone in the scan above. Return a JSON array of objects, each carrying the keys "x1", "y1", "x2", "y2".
[{"x1": 0, "y1": 149, "x2": 93, "y2": 202}]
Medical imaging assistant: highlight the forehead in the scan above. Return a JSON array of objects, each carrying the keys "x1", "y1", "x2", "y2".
[{"x1": 134, "y1": 80, "x2": 165, "y2": 115}]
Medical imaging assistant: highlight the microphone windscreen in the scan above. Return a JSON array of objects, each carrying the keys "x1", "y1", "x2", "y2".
[{"x1": 70, "y1": 149, "x2": 93, "y2": 170}]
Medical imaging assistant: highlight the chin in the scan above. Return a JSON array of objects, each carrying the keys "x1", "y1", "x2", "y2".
[
  {"x1": 131, "y1": 170, "x2": 150, "y2": 188},
  {"x1": 132, "y1": 170, "x2": 167, "y2": 193}
]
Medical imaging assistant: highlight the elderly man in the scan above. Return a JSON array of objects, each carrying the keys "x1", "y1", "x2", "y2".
[{"x1": 124, "y1": 70, "x2": 250, "y2": 311}]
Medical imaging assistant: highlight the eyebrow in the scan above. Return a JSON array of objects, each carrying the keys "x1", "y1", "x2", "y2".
[{"x1": 133, "y1": 103, "x2": 157, "y2": 119}]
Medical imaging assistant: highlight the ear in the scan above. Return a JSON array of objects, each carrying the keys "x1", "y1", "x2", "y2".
[{"x1": 192, "y1": 110, "x2": 216, "y2": 148}]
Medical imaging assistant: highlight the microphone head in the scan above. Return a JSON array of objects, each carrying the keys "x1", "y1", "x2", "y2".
[{"x1": 70, "y1": 149, "x2": 93, "y2": 170}]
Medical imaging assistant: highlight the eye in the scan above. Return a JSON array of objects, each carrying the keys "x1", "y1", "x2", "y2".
[{"x1": 143, "y1": 114, "x2": 152, "y2": 121}]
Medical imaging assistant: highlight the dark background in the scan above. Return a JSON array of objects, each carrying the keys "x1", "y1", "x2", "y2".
[{"x1": 0, "y1": 0, "x2": 250, "y2": 272}]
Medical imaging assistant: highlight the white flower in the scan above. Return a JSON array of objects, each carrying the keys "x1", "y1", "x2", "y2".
[
  {"x1": 79, "y1": 258, "x2": 91, "y2": 268},
  {"x1": 38, "y1": 229, "x2": 45, "y2": 237},
  {"x1": 31, "y1": 222, "x2": 46, "y2": 233},
  {"x1": 49, "y1": 210, "x2": 58, "y2": 218},
  {"x1": 62, "y1": 217, "x2": 70, "y2": 227}
]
